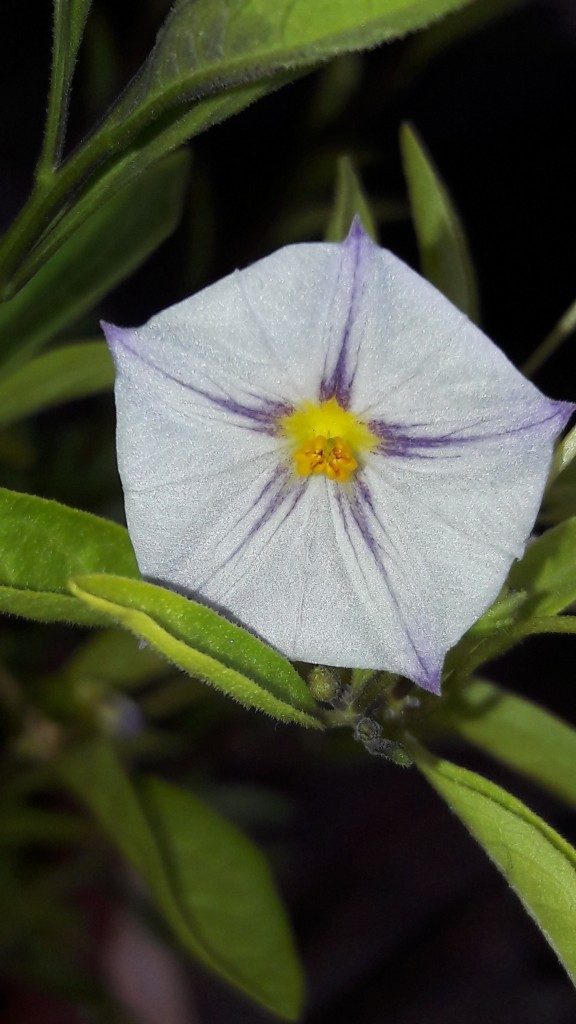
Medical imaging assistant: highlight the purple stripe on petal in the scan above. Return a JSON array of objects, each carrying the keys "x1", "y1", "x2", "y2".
[
  {"x1": 369, "y1": 404, "x2": 574, "y2": 459},
  {"x1": 103, "y1": 321, "x2": 292, "y2": 435},
  {"x1": 320, "y1": 218, "x2": 372, "y2": 408},
  {"x1": 335, "y1": 477, "x2": 440, "y2": 690},
  {"x1": 194, "y1": 470, "x2": 308, "y2": 601}
]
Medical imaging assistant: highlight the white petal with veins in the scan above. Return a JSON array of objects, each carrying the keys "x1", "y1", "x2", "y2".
[{"x1": 104, "y1": 223, "x2": 573, "y2": 693}]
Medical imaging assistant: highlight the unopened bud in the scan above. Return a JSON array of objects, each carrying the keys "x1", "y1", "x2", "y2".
[{"x1": 308, "y1": 665, "x2": 340, "y2": 704}]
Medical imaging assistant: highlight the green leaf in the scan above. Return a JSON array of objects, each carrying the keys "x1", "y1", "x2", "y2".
[
  {"x1": 549, "y1": 423, "x2": 576, "y2": 483},
  {"x1": 105, "y1": 0, "x2": 476, "y2": 138},
  {"x1": 325, "y1": 155, "x2": 377, "y2": 242},
  {"x1": 413, "y1": 743, "x2": 576, "y2": 985},
  {"x1": 400, "y1": 122, "x2": 479, "y2": 319},
  {"x1": 306, "y1": 53, "x2": 363, "y2": 131},
  {"x1": 542, "y1": 455, "x2": 576, "y2": 526},
  {"x1": 0, "y1": 489, "x2": 138, "y2": 626},
  {"x1": 508, "y1": 518, "x2": 576, "y2": 615},
  {"x1": 60, "y1": 740, "x2": 305, "y2": 1019},
  {"x1": 0, "y1": 0, "x2": 474, "y2": 294},
  {"x1": 438, "y1": 678, "x2": 576, "y2": 807},
  {"x1": 69, "y1": 574, "x2": 321, "y2": 728},
  {"x1": 0, "y1": 342, "x2": 113, "y2": 428},
  {"x1": 446, "y1": 518, "x2": 576, "y2": 677},
  {"x1": 0, "y1": 808, "x2": 89, "y2": 848},
  {"x1": 36, "y1": 0, "x2": 93, "y2": 181},
  {"x1": 0, "y1": 151, "x2": 190, "y2": 374}
]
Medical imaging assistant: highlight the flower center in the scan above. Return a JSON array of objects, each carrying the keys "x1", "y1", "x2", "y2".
[{"x1": 280, "y1": 397, "x2": 378, "y2": 483}]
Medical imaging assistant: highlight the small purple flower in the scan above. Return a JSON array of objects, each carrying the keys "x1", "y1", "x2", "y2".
[{"x1": 103, "y1": 220, "x2": 573, "y2": 694}]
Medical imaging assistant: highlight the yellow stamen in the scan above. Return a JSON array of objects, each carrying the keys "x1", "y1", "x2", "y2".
[{"x1": 281, "y1": 397, "x2": 378, "y2": 484}]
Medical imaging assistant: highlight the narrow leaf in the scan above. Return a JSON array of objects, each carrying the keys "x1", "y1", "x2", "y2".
[
  {"x1": 61, "y1": 740, "x2": 305, "y2": 1020},
  {"x1": 69, "y1": 574, "x2": 321, "y2": 728},
  {"x1": 400, "y1": 122, "x2": 479, "y2": 319},
  {"x1": 36, "y1": 0, "x2": 93, "y2": 180},
  {"x1": 0, "y1": 151, "x2": 190, "y2": 374},
  {"x1": 0, "y1": 342, "x2": 113, "y2": 427},
  {"x1": 325, "y1": 156, "x2": 377, "y2": 242},
  {"x1": 413, "y1": 744, "x2": 576, "y2": 985},
  {"x1": 0, "y1": 0, "x2": 474, "y2": 294},
  {"x1": 0, "y1": 489, "x2": 138, "y2": 626},
  {"x1": 438, "y1": 678, "x2": 576, "y2": 806}
]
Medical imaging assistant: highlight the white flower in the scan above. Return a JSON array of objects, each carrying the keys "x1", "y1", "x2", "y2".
[{"x1": 103, "y1": 220, "x2": 573, "y2": 693}]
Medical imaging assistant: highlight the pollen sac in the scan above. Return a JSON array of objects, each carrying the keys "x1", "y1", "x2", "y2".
[
  {"x1": 283, "y1": 396, "x2": 377, "y2": 484},
  {"x1": 294, "y1": 435, "x2": 357, "y2": 482}
]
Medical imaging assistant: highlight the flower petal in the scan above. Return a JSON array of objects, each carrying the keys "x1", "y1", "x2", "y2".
[
  {"x1": 104, "y1": 315, "x2": 436, "y2": 681},
  {"x1": 103, "y1": 230, "x2": 367, "y2": 425},
  {"x1": 121, "y1": 467, "x2": 434, "y2": 681},
  {"x1": 326, "y1": 226, "x2": 574, "y2": 687},
  {"x1": 332, "y1": 225, "x2": 572, "y2": 433},
  {"x1": 105, "y1": 225, "x2": 574, "y2": 692}
]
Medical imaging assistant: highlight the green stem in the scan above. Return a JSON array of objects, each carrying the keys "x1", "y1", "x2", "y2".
[
  {"x1": 525, "y1": 616, "x2": 576, "y2": 636},
  {"x1": 0, "y1": 144, "x2": 102, "y2": 297},
  {"x1": 36, "y1": 0, "x2": 72, "y2": 183},
  {"x1": 523, "y1": 298, "x2": 576, "y2": 377}
]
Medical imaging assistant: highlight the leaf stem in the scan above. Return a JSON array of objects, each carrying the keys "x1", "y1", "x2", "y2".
[
  {"x1": 523, "y1": 298, "x2": 576, "y2": 377},
  {"x1": 36, "y1": 0, "x2": 72, "y2": 183}
]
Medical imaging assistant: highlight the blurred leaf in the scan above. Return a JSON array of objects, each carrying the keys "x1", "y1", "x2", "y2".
[
  {"x1": 413, "y1": 743, "x2": 576, "y2": 985},
  {"x1": 436, "y1": 678, "x2": 576, "y2": 806},
  {"x1": 0, "y1": 808, "x2": 90, "y2": 847},
  {"x1": 400, "y1": 122, "x2": 479, "y2": 319},
  {"x1": 69, "y1": 574, "x2": 321, "y2": 728},
  {"x1": 325, "y1": 156, "x2": 377, "y2": 242},
  {"x1": 82, "y1": 5, "x2": 122, "y2": 121},
  {"x1": 508, "y1": 518, "x2": 576, "y2": 615},
  {"x1": 0, "y1": 489, "x2": 138, "y2": 626},
  {"x1": 0, "y1": 0, "x2": 474, "y2": 293},
  {"x1": 542, "y1": 452, "x2": 576, "y2": 525},
  {"x1": 0, "y1": 151, "x2": 190, "y2": 374},
  {"x1": 523, "y1": 296, "x2": 576, "y2": 377},
  {"x1": 546, "y1": 422, "x2": 576, "y2": 490},
  {"x1": 66, "y1": 628, "x2": 167, "y2": 689},
  {"x1": 36, "y1": 0, "x2": 93, "y2": 180},
  {"x1": 271, "y1": 197, "x2": 407, "y2": 247},
  {"x1": 0, "y1": 342, "x2": 113, "y2": 427},
  {"x1": 306, "y1": 53, "x2": 363, "y2": 131},
  {"x1": 61, "y1": 740, "x2": 305, "y2": 1019}
]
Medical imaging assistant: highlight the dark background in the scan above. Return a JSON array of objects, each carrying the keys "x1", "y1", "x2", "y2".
[{"x1": 1, "y1": 1, "x2": 575, "y2": 1022}]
